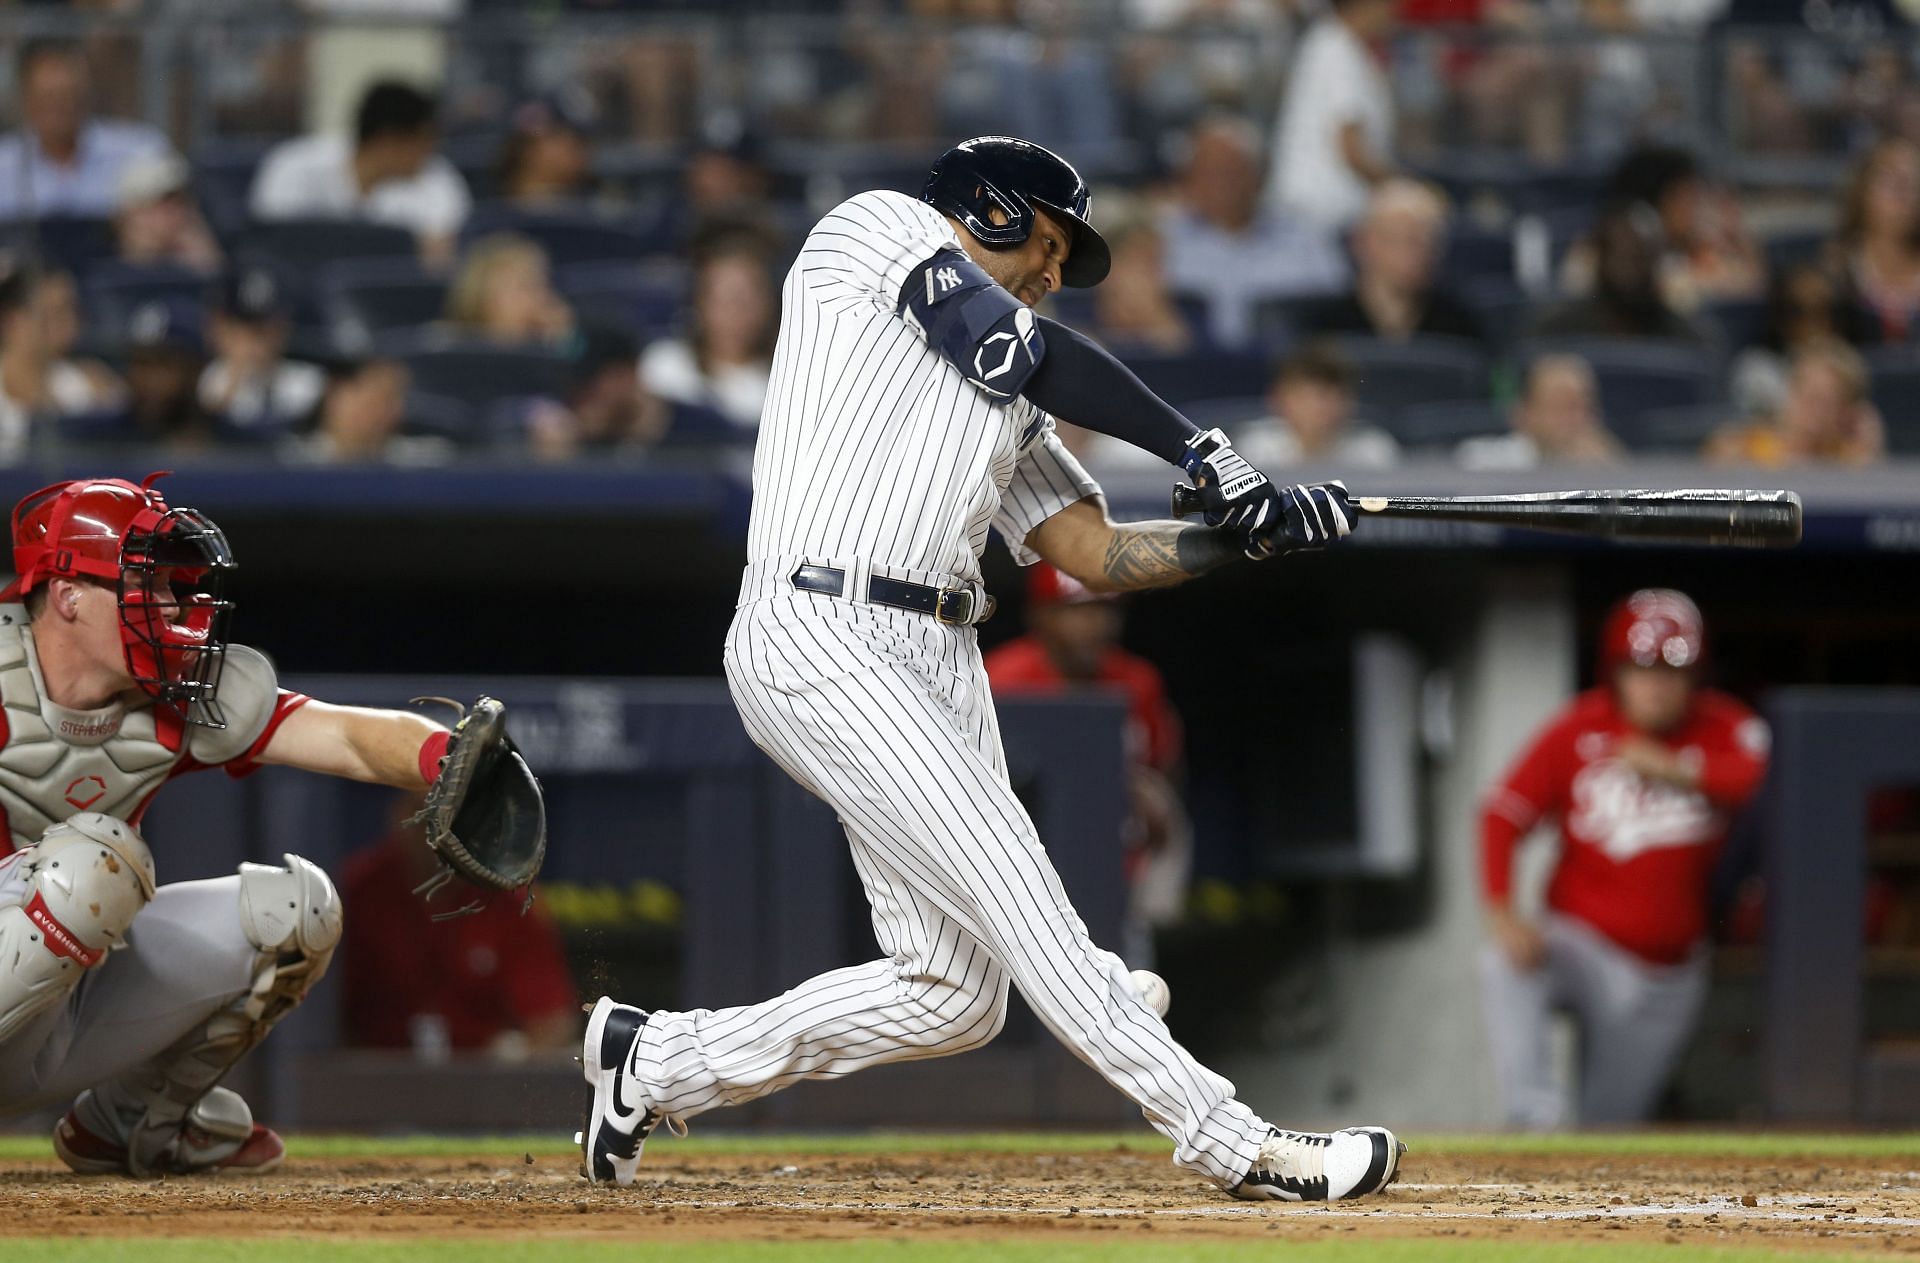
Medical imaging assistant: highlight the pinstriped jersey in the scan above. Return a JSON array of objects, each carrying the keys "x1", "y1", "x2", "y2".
[{"x1": 747, "y1": 189, "x2": 1099, "y2": 583}]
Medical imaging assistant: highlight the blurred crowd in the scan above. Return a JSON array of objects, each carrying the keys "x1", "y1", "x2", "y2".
[{"x1": 0, "y1": 1, "x2": 1916, "y2": 468}]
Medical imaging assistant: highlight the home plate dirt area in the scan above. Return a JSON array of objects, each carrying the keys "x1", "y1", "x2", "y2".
[{"x1": 5, "y1": 1134, "x2": 1920, "y2": 1257}]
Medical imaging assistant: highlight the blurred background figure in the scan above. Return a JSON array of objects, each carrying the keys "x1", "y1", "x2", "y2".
[
  {"x1": 198, "y1": 266, "x2": 326, "y2": 438},
  {"x1": 639, "y1": 231, "x2": 778, "y2": 431},
  {"x1": 1478, "y1": 590, "x2": 1769, "y2": 1128},
  {"x1": 493, "y1": 91, "x2": 599, "y2": 208},
  {"x1": 1267, "y1": 0, "x2": 1397, "y2": 230},
  {"x1": 1235, "y1": 341, "x2": 1400, "y2": 469},
  {"x1": 1530, "y1": 205, "x2": 1713, "y2": 345},
  {"x1": 1299, "y1": 178, "x2": 1488, "y2": 347},
  {"x1": 523, "y1": 325, "x2": 670, "y2": 461},
  {"x1": 1078, "y1": 206, "x2": 1196, "y2": 354},
  {"x1": 1730, "y1": 262, "x2": 1875, "y2": 417},
  {"x1": 111, "y1": 152, "x2": 224, "y2": 274},
  {"x1": 341, "y1": 797, "x2": 579, "y2": 1058},
  {"x1": 1832, "y1": 137, "x2": 1920, "y2": 345},
  {"x1": 986, "y1": 563, "x2": 1191, "y2": 967},
  {"x1": 0, "y1": 38, "x2": 167, "y2": 218},
  {"x1": 117, "y1": 297, "x2": 209, "y2": 448},
  {"x1": 1458, "y1": 354, "x2": 1623, "y2": 469},
  {"x1": 250, "y1": 80, "x2": 472, "y2": 265},
  {"x1": 444, "y1": 234, "x2": 577, "y2": 348},
  {"x1": 0, "y1": 259, "x2": 126, "y2": 459},
  {"x1": 283, "y1": 353, "x2": 448, "y2": 466},
  {"x1": 1706, "y1": 338, "x2": 1885, "y2": 466},
  {"x1": 1160, "y1": 114, "x2": 1347, "y2": 347}
]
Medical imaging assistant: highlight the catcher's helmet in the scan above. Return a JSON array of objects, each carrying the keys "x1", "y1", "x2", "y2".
[
  {"x1": 1599, "y1": 588, "x2": 1705, "y2": 675},
  {"x1": 921, "y1": 136, "x2": 1111, "y2": 288},
  {"x1": 10, "y1": 473, "x2": 236, "y2": 728}
]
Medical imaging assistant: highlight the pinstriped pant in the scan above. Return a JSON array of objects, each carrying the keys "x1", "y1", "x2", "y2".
[{"x1": 625, "y1": 590, "x2": 1269, "y2": 1188}]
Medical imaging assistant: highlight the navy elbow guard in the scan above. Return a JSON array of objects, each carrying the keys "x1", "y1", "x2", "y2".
[{"x1": 899, "y1": 248, "x2": 1046, "y2": 398}]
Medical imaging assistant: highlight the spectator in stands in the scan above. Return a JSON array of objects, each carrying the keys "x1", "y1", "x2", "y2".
[
  {"x1": 495, "y1": 91, "x2": 598, "y2": 208},
  {"x1": 119, "y1": 298, "x2": 210, "y2": 447},
  {"x1": 0, "y1": 39, "x2": 167, "y2": 219},
  {"x1": 444, "y1": 234, "x2": 577, "y2": 349},
  {"x1": 112, "y1": 152, "x2": 224, "y2": 275},
  {"x1": 1832, "y1": 137, "x2": 1920, "y2": 345},
  {"x1": 250, "y1": 81, "x2": 472, "y2": 266},
  {"x1": 1160, "y1": 115, "x2": 1347, "y2": 347},
  {"x1": 1479, "y1": 589, "x2": 1769, "y2": 1128},
  {"x1": 1082, "y1": 209, "x2": 1196, "y2": 354},
  {"x1": 284, "y1": 353, "x2": 450, "y2": 466},
  {"x1": 1706, "y1": 338, "x2": 1885, "y2": 467},
  {"x1": 681, "y1": 125, "x2": 781, "y2": 246},
  {"x1": 986, "y1": 563, "x2": 1191, "y2": 965},
  {"x1": 1564, "y1": 147, "x2": 1766, "y2": 313},
  {"x1": 0, "y1": 258, "x2": 124, "y2": 460},
  {"x1": 1234, "y1": 342, "x2": 1400, "y2": 469},
  {"x1": 1267, "y1": 0, "x2": 1397, "y2": 230},
  {"x1": 524, "y1": 325, "x2": 671, "y2": 461},
  {"x1": 342, "y1": 797, "x2": 579, "y2": 1056},
  {"x1": 198, "y1": 266, "x2": 326, "y2": 437},
  {"x1": 1528, "y1": 205, "x2": 1713, "y2": 345},
  {"x1": 639, "y1": 233, "x2": 777, "y2": 432},
  {"x1": 1298, "y1": 179, "x2": 1488, "y2": 347},
  {"x1": 1730, "y1": 262, "x2": 1876, "y2": 417},
  {"x1": 1457, "y1": 353, "x2": 1623, "y2": 469}
]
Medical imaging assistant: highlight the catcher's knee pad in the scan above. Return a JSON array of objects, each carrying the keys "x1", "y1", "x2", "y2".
[
  {"x1": 0, "y1": 814, "x2": 156, "y2": 1042},
  {"x1": 236, "y1": 854, "x2": 342, "y2": 1020}
]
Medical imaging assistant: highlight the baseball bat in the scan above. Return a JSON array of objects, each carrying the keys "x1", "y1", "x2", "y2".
[{"x1": 1168, "y1": 486, "x2": 1803, "y2": 548}]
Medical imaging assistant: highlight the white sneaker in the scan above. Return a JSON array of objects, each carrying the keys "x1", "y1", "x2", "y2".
[
  {"x1": 1230, "y1": 1126, "x2": 1404, "y2": 1201},
  {"x1": 576, "y1": 996, "x2": 683, "y2": 1186}
]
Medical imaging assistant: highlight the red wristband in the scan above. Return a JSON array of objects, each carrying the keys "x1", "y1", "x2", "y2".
[{"x1": 418, "y1": 730, "x2": 451, "y2": 785}]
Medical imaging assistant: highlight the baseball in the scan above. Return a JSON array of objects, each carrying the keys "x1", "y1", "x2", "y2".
[{"x1": 1130, "y1": 968, "x2": 1171, "y2": 1018}]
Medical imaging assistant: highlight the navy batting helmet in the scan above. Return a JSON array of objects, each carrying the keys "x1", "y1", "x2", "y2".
[{"x1": 921, "y1": 136, "x2": 1111, "y2": 289}]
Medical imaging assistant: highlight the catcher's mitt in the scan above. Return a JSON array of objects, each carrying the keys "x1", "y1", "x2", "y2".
[{"x1": 410, "y1": 696, "x2": 547, "y2": 918}]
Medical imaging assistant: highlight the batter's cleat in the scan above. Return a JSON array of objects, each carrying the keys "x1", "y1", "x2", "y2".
[
  {"x1": 1230, "y1": 1126, "x2": 1404, "y2": 1202},
  {"x1": 53, "y1": 1091, "x2": 285, "y2": 1176},
  {"x1": 579, "y1": 995, "x2": 684, "y2": 1186}
]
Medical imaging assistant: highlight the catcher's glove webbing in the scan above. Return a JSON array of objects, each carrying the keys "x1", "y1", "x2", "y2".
[{"x1": 410, "y1": 696, "x2": 547, "y2": 920}]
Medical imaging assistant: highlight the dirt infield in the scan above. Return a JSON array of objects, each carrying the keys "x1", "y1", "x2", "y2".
[{"x1": 5, "y1": 1141, "x2": 1920, "y2": 1255}]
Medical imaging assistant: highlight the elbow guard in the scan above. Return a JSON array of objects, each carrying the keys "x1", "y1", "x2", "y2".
[{"x1": 898, "y1": 247, "x2": 1046, "y2": 398}]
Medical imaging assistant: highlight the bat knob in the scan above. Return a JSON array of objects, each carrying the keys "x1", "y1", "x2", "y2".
[{"x1": 1170, "y1": 483, "x2": 1205, "y2": 519}]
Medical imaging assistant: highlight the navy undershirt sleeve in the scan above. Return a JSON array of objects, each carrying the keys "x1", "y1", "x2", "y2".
[{"x1": 1020, "y1": 315, "x2": 1199, "y2": 465}]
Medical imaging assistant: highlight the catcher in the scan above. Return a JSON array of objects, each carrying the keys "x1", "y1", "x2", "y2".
[{"x1": 0, "y1": 474, "x2": 543, "y2": 1175}]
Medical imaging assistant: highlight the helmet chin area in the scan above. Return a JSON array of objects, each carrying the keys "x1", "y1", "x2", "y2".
[{"x1": 117, "y1": 507, "x2": 236, "y2": 729}]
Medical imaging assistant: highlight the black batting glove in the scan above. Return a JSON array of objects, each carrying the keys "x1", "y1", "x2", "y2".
[
  {"x1": 1246, "y1": 481, "x2": 1357, "y2": 559},
  {"x1": 1177, "y1": 428, "x2": 1287, "y2": 559}
]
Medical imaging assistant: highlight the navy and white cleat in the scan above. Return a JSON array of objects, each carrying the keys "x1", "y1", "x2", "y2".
[
  {"x1": 578, "y1": 995, "x2": 683, "y2": 1186},
  {"x1": 1230, "y1": 1126, "x2": 1404, "y2": 1202}
]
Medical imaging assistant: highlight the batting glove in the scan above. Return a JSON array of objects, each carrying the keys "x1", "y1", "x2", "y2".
[
  {"x1": 1247, "y1": 481, "x2": 1356, "y2": 559},
  {"x1": 1178, "y1": 428, "x2": 1287, "y2": 558}
]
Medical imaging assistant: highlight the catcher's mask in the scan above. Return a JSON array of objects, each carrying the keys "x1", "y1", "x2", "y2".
[{"x1": 10, "y1": 472, "x2": 237, "y2": 728}]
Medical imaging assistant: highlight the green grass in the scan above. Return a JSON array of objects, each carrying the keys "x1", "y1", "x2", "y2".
[
  {"x1": 6, "y1": 1128, "x2": 1918, "y2": 1163},
  {"x1": 13, "y1": 1240, "x2": 1917, "y2": 1263}
]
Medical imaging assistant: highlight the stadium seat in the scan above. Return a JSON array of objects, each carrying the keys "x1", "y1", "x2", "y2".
[
  {"x1": 658, "y1": 401, "x2": 747, "y2": 448},
  {"x1": 462, "y1": 204, "x2": 676, "y2": 265},
  {"x1": 399, "y1": 340, "x2": 573, "y2": 408},
  {"x1": 1702, "y1": 298, "x2": 1767, "y2": 352},
  {"x1": 1761, "y1": 227, "x2": 1830, "y2": 273},
  {"x1": 240, "y1": 219, "x2": 418, "y2": 269},
  {"x1": 1863, "y1": 348, "x2": 1920, "y2": 455},
  {"x1": 555, "y1": 260, "x2": 687, "y2": 340},
  {"x1": 190, "y1": 139, "x2": 274, "y2": 239},
  {"x1": 402, "y1": 391, "x2": 481, "y2": 441},
  {"x1": 1441, "y1": 224, "x2": 1516, "y2": 286},
  {"x1": 82, "y1": 264, "x2": 212, "y2": 340},
  {"x1": 323, "y1": 259, "x2": 450, "y2": 337},
  {"x1": 1520, "y1": 338, "x2": 1724, "y2": 425},
  {"x1": 1389, "y1": 400, "x2": 1508, "y2": 450},
  {"x1": 0, "y1": 216, "x2": 116, "y2": 276},
  {"x1": 1123, "y1": 349, "x2": 1270, "y2": 408},
  {"x1": 1326, "y1": 336, "x2": 1489, "y2": 418},
  {"x1": 1459, "y1": 276, "x2": 1531, "y2": 352},
  {"x1": 1615, "y1": 404, "x2": 1736, "y2": 454}
]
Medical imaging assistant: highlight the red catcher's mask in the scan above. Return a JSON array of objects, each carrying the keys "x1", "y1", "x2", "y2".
[{"x1": 9, "y1": 473, "x2": 236, "y2": 728}]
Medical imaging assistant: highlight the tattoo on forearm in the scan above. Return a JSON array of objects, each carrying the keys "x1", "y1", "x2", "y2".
[{"x1": 1100, "y1": 521, "x2": 1240, "y2": 590}]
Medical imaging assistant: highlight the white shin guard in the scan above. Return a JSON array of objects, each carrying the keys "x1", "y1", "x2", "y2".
[
  {"x1": 0, "y1": 814, "x2": 155, "y2": 1043},
  {"x1": 119, "y1": 854, "x2": 341, "y2": 1175}
]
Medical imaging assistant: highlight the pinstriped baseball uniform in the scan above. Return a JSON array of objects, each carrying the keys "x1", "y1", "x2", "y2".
[{"x1": 621, "y1": 189, "x2": 1272, "y2": 1187}]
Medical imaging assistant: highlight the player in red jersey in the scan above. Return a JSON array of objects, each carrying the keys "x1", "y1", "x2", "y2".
[{"x1": 1479, "y1": 588, "x2": 1769, "y2": 1128}]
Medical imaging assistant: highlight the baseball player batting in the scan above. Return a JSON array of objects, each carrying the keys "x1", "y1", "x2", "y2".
[
  {"x1": 580, "y1": 136, "x2": 1403, "y2": 1202},
  {"x1": 0, "y1": 474, "x2": 538, "y2": 1174}
]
